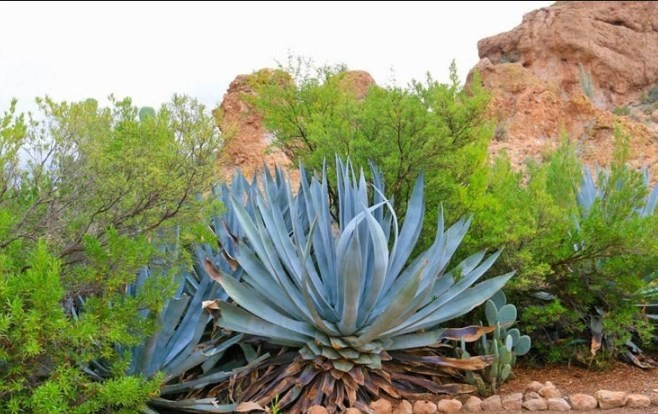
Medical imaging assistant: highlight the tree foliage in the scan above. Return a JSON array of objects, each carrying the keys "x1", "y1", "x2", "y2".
[{"x1": 249, "y1": 59, "x2": 492, "y2": 239}]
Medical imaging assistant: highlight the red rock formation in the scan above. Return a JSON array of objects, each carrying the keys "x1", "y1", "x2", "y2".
[
  {"x1": 471, "y1": 1, "x2": 658, "y2": 177},
  {"x1": 477, "y1": 1, "x2": 658, "y2": 109},
  {"x1": 213, "y1": 69, "x2": 296, "y2": 184}
]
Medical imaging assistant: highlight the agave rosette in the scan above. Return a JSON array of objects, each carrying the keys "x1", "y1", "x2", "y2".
[{"x1": 206, "y1": 159, "x2": 513, "y2": 412}]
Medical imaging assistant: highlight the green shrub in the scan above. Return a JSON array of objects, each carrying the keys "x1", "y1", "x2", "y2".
[
  {"x1": 463, "y1": 138, "x2": 658, "y2": 365},
  {"x1": 579, "y1": 63, "x2": 595, "y2": 100},
  {"x1": 248, "y1": 58, "x2": 492, "y2": 246},
  {"x1": 0, "y1": 95, "x2": 220, "y2": 411},
  {"x1": 642, "y1": 86, "x2": 658, "y2": 105},
  {"x1": 0, "y1": 242, "x2": 162, "y2": 413},
  {"x1": 612, "y1": 106, "x2": 630, "y2": 116}
]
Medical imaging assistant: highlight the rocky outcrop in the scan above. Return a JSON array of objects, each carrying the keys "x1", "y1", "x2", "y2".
[
  {"x1": 213, "y1": 69, "x2": 296, "y2": 183},
  {"x1": 217, "y1": 3, "x2": 658, "y2": 183},
  {"x1": 477, "y1": 1, "x2": 658, "y2": 109},
  {"x1": 470, "y1": 1, "x2": 658, "y2": 178}
]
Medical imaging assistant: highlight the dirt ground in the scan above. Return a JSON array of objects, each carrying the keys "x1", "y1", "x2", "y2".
[
  {"x1": 404, "y1": 361, "x2": 658, "y2": 413},
  {"x1": 494, "y1": 361, "x2": 658, "y2": 413},
  {"x1": 499, "y1": 361, "x2": 658, "y2": 396}
]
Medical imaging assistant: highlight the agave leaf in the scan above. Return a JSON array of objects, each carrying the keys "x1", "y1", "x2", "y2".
[
  {"x1": 218, "y1": 301, "x2": 310, "y2": 346},
  {"x1": 150, "y1": 397, "x2": 237, "y2": 413},
  {"x1": 385, "y1": 175, "x2": 425, "y2": 291},
  {"x1": 355, "y1": 260, "x2": 425, "y2": 345},
  {"x1": 386, "y1": 259, "x2": 504, "y2": 337},
  {"x1": 205, "y1": 259, "x2": 315, "y2": 337},
  {"x1": 392, "y1": 272, "x2": 514, "y2": 335},
  {"x1": 337, "y1": 216, "x2": 364, "y2": 335},
  {"x1": 333, "y1": 359, "x2": 356, "y2": 372},
  {"x1": 299, "y1": 219, "x2": 342, "y2": 336},
  {"x1": 235, "y1": 243, "x2": 303, "y2": 317},
  {"x1": 439, "y1": 325, "x2": 498, "y2": 342},
  {"x1": 235, "y1": 401, "x2": 266, "y2": 412},
  {"x1": 200, "y1": 334, "x2": 244, "y2": 374},
  {"x1": 358, "y1": 205, "x2": 390, "y2": 324},
  {"x1": 386, "y1": 330, "x2": 444, "y2": 350},
  {"x1": 590, "y1": 315, "x2": 603, "y2": 356}
]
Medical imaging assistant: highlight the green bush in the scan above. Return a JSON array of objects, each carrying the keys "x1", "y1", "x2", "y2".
[
  {"x1": 0, "y1": 242, "x2": 163, "y2": 413},
  {"x1": 0, "y1": 95, "x2": 220, "y2": 412},
  {"x1": 642, "y1": 86, "x2": 658, "y2": 105},
  {"x1": 463, "y1": 138, "x2": 658, "y2": 365},
  {"x1": 612, "y1": 106, "x2": 630, "y2": 116},
  {"x1": 248, "y1": 58, "x2": 492, "y2": 246},
  {"x1": 579, "y1": 63, "x2": 595, "y2": 100}
]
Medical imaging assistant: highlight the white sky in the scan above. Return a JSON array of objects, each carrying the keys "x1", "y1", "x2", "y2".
[{"x1": 0, "y1": 1, "x2": 553, "y2": 113}]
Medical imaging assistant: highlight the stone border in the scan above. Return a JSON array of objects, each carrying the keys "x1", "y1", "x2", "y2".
[{"x1": 305, "y1": 381, "x2": 658, "y2": 414}]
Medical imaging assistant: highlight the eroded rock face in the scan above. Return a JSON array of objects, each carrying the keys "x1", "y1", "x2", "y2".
[
  {"x1": 213, "y1": 69, "x2": 296, "y2": 183},
  {"x1": 477, "y1": 1, "x2": 658, "y2": 108},
  {"x1": 470, "y1": 1, "x2": 658, "y2": 179},
  {"x1": 337, "y1": 70, "x2": 376, "y2": 100}
]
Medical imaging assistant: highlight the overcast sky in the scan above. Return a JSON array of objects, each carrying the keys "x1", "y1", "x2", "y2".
[{"x1": 0, "y1": 1, "x2": 553, "y2": 113}]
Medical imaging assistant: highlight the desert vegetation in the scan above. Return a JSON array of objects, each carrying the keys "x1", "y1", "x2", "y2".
[{"x1": 1, "y1": 61, "x2": 656, "y2": 413}]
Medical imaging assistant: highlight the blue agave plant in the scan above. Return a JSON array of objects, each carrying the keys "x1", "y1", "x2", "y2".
[{"x1": 205, "y1": 158, "x2": 513, "y2": 413}]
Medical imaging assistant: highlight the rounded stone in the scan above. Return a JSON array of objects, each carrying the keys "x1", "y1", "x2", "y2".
[
  {"x1": 413, "y1": 400, "x2": 438, "y2": 414},
  {"x1": 547, "y1": 397, "x2": 571, "y2": 411},
  {"x1": 626, "y1": 394, "x2": 651, "y2": 408},
  {"x1": 393, "y1": 400, "x2": 413, "y2": 414},
  {"x1": 525, "y1": 391, "x2": 542, "y2": 401},
  {"x1": 371, "y1": 398, "x2": 393, "y2": 414},
  {"x1": 438, "y1": 399, "x2": 462, "y2": 414},
  {"x1": 346, "y1": 408, "x2": 363, "y2": 414},
  {"x1": 569, "y1": 394, "x2": 597, "y2": 411},
  {"x1": 526, "y1": 381, "x2": 544, "y2": 393},
  {"x1": 595, "y1": 390, "x2": 627, "y2": 409},
  {"x1": 502, "y1": 393, "x2": 523, "y2": 410},
  {"x1": 539, "y1": 385, "x2": 561, "y2": 399},
  {"x1": 463, "y1": 396, "x2": 483, "y2": 412},
  {"x1": 523, "y1": 398, "x2": 548, "y2": 411},
  {"x1": 481, "y1": 395, "x2": 503, "y2": 411}
]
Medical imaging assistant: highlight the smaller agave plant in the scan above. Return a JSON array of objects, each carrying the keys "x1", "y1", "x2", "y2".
[
  {"x1": 86, "y1": 168, "x2": 294, "y2": 413},
  {"x1": 570, "y1": 166, "x2": 658, "y2": 366},
  {"x1": 205, "y1": 158, "x2": 514, "y2": 413}
]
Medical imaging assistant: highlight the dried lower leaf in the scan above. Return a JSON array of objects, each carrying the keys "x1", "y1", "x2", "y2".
[{"x1": 236, "y1": 401, "x2": 266, "y2": 412}]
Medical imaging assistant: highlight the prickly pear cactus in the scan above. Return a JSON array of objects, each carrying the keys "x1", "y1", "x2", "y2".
[{"x1": 459, "y1": 291, "x2": 531, "y2": 396}]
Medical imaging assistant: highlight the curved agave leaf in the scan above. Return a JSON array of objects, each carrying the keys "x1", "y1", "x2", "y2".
[
  {"x1": 211, "y1": 157, "x2": 513, "y2": 369},
  {"x1": 87, "y1": 166, "x2": 297, "y2": 412}
]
